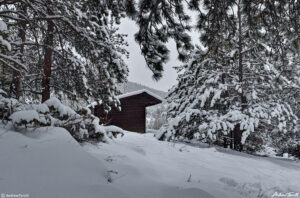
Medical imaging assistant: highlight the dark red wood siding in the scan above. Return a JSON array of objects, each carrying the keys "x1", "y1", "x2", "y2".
[{"x1": 93, "y1": 92, "x2": 161, "y2": 133}]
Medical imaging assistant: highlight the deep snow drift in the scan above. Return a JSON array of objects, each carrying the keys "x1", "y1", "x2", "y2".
[{"x1": 0, "y1": 126, "x2": 299, "y2": 198}]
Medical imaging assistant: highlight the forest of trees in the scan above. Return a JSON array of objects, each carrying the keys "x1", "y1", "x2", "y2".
[
  {"x1": 0, "y1": 0, "x2": 299, "y2": 155},
  {"x1": 0, "y1": 0, "x2": 194, "y2": 142},
  {"x1": 0, "y1": 0, "x2": 192, "y2": 106}
]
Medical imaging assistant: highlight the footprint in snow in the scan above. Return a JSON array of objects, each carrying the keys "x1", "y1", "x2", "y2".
[
  {"x1": 219, "y1": 177, "x2": 269, "y2": 198},
  {"x1": 132, "y1": 146, "x2": 146, "y2": 155},
  {"x1": 219, "y1": 177, "x2": 238, "y2": 187}
]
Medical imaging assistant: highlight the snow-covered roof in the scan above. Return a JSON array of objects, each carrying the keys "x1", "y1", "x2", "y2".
[{"x1": 117, "y1": 89, "x2": 163, "y2": 102}]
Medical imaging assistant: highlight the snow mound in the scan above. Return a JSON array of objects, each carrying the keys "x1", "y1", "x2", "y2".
[{"x1": 0, "y1": 126, "x2": 126, "y2": 198}]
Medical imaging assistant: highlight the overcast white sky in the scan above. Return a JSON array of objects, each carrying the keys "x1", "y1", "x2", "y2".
[
  {"x1": 119, "y1": 19, "x2": 180, "y2": 92},
  {"x1": 118, "y1": 9, "x2": 200, "y2": 92}
]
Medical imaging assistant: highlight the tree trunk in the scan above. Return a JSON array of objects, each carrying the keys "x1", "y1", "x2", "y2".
[
  {"x1": 236, "y1": 1, "x2": 245, "y2": 151},
  {"x1": 42, "y1": 13, "x2": 54, "y2": 103},
  {"x1": 11, "y1": 5, "x2": 27, "y2": 100},
  {"x1": 11, "y1": 70, "x2": 21, "y2": 99},
  {"x1": 238, "y1": 0, "x2": 244, "y2": 108}
]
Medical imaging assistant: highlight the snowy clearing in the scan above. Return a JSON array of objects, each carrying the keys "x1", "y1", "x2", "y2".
[
  {"x1": 84, "y1": 132, "x2": 300, "y2": 198},
  {"x1": 0, "y1": 127, "x2": 299, "y2": 198}
]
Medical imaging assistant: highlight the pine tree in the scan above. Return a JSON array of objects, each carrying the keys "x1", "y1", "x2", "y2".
[
  {"x1": 0, "y1": 0, "x2": 129, "y2": 108},
  {"x1": 65, "y1": 0, "x2": 129, "y2": 109},
  {"x1": 159, "y1": 0, "x2": 299, "y2": 151}
]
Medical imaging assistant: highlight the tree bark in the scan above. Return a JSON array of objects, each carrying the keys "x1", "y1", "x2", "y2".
[
  {"x1": 11, "y1": 4, "x2": 27, "y2": 100},
  {"x1": 42, "y1": 9, "x2": 54, "y2": 103},
  {"x1": 238, "y1": 0, "x2": 244, "y2": 108},
  {"x1": 11, "y1": 70, "x2": 21, "y2": 99},
  {"x1": 236, "y1": 0, "x2": 245, "y2": 151}
]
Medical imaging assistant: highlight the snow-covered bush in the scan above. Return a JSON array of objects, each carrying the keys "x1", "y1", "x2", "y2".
[
  {"x1": 269, "y1": 130, "x2": 300, "y2": 159},
  {"x1": 282, "y1": 145, "x2": 300, "y2": 159},
  {"x1": 44, "y1": 97, "x2": 77, "y2": 120},
  {"x1": 0, "y1": 89, "x2": 21, "y2": 121},
  {"x1": 243, "y1": 132, "x2": 265, "y2": 153},
  {"x1": 42, "y1": 97, "x2": 124, "y2": 142},
  {"x1": 10, "y1": 110, "x2": 50, "y2": 128},
  {"x1": 0, "y1": 93, "x2": 123, "y2": 142}
]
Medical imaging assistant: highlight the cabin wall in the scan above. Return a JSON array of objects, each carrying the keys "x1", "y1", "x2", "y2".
[
  {"x1": 93, "y1": 92, "x2": 162, "y2": 133},
  {"x1": 94, "y1": 98, "x2": 146, "y2": 133}
]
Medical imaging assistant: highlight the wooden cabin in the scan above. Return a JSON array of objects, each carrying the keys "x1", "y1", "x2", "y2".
[{"x1": 93, "y1": 89, "x2": 163, "y2": 133}]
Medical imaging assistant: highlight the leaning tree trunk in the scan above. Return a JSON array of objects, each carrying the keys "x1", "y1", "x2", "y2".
[{"x1": 42, "y1": 14, "x2": 54, "y2": 103}]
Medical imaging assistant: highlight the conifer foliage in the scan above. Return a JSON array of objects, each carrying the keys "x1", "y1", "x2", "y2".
[
  {"x1": 134, "y1": 0, "x2": 193, "y2": 80},
  {"x1": 0, "y1": 0, "x2": 130, "y2": 107},
  {"x1": 159, "y1": 0, "x2": 300, "y2": 152},
  {"x1": 0, "y1": 0, "x2": 194, "y2": 106}
]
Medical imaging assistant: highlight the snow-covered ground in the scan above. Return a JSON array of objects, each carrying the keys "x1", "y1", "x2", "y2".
[
  {"x1": 84, "y1": 132, "x2": 300, "y2": 198},
  {"x1": 0, "y1": 126, "x2": 124, "y2": 198},
  {"x1": 1, "y1": 126, "x2": 299, "y2": 198}
]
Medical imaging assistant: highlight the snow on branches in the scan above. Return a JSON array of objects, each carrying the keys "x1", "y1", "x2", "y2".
[
  {"x1": 0, "y1": 92, "x2": 123, "y2": 142},
  {"x1": 159, "y1": 0, "x2": 300, "y2": 150}
]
